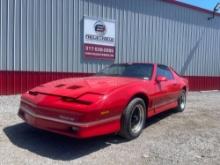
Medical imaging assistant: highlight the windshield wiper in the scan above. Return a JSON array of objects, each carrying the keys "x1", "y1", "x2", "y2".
[{"x1": 107, "y1": 74, "x2": 121, "y2": 76}]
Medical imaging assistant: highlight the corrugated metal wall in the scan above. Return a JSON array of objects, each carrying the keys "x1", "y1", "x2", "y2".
[
  {"x1": 0, "y1": 0, "x2": 220, "y2": 94},
  {"x1": 1, "y1": 0, "x2": 220, "y2": 75}
]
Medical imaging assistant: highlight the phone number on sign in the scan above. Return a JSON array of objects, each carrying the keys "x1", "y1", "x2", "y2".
[{"x1": 85, "y1": 45, "x2": 114, "y2": 53}]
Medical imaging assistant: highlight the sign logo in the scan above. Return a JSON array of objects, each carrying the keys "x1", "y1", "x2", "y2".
[{"x1": 94, "y1": 20, "x2": 106, "y2": 36}]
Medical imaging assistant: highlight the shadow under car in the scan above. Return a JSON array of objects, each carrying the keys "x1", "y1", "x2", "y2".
[{"x1": 3, "y1": 109, "x2": 177, "y2": 161}]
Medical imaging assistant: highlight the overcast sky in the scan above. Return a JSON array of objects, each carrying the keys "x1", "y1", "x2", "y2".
[{"x1": 178, "y1": 0, "x2": 220, "y2": 11}]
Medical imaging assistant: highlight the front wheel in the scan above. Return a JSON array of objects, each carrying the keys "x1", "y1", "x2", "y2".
[
  {"x1": 176, "y1": 90, "x2": 186, "y2": 112},
  {"x1": 119, "y1": 98, "x2": 146, "y2": 140}
]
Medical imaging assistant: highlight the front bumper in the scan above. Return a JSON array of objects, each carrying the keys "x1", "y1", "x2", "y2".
[{"x1": 18, "y1": 102, "x2": 121, "y2": 138}]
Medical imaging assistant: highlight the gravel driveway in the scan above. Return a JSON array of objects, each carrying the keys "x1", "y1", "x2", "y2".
[{"x1": 0, "y1": 92, "x2": 220, "y2": 165}]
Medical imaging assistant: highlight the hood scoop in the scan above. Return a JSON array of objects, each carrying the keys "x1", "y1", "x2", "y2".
[
  {"x1": 67, "y1": 85, "x2": 82, "y2": 90},
  {"x1": 55, "y1": 84, "x2": 66, "y2": 88}
]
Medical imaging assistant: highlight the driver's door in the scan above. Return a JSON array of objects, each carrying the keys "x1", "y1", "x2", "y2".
[{"x1": 153, "y1": 65, "x2": 176, "y2": 113}]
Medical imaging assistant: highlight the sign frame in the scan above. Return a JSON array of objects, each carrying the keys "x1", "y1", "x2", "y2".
[{"x1": 83, "y1": 16, "x2": 116, "y2": 60}]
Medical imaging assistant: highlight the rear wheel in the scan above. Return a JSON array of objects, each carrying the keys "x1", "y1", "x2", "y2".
[
  {"x1": 176, "y1": 90, "x2": 186, "y2": 112},
  {"x1": 119, "y1": 98, "x2": 146, "y2": 140}
]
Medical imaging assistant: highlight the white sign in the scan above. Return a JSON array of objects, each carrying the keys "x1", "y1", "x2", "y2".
[{"x1": 83, "y1": 17, "x2": 116, "y2": 60}]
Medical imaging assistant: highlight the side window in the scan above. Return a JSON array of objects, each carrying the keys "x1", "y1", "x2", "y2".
[{"x1": 157, "y1": 65, "x2": 174, "y2": 80}]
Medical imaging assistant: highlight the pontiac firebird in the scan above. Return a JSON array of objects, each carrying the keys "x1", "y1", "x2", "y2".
[{"x1": 18, "y1": 63, "x2": 188, "y2": 140}]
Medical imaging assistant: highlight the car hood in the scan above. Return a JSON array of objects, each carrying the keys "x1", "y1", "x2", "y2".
[{"x1": 29, "y1": 76, "x2": 141, "y2": 99}]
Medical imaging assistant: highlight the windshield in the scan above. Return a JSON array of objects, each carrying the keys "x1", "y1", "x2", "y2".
[{"x1": 96, "y1": 64, "x2": 153, "y2": 79}]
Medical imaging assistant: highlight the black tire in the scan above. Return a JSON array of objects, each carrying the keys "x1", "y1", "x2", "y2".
[
  {"x1": 176, "y1": 90, "x2": 186, "y2": 112},
  {"x1": 119, "y1": 98, "x2": 146, "y2": 140}
]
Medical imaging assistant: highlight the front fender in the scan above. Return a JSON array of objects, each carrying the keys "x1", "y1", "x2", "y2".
[{"x1": 103, "y1": 81, "x2": 152, "y2": 116}]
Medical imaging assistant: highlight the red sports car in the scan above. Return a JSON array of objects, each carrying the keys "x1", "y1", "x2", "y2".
[{"x1": 18, "y1": 63, "x2": 188, "y2": 140}]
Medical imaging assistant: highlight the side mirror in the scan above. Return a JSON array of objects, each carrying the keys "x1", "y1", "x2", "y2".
[{"x1": 156, "y1": 76, "x2": 167, "y2": 82}]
